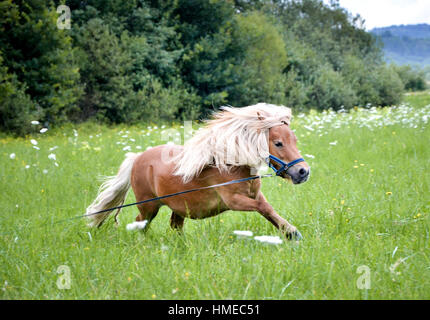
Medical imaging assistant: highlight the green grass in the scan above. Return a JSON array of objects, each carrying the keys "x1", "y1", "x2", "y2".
[
  {"x1": 404, "y1": 90, "x2": 430, "y2": 108},
  {"x1": 1, "y1": 95, "x2": 429, "y2": 300}
]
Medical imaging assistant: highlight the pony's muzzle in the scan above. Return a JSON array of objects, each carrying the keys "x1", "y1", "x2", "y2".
[{"x1": 288, "y1": 166, "x2": 310, "y2": 184}]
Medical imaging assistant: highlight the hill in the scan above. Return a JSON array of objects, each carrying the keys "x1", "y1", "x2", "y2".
[{"x1": 371, "y1": 24, "x2": 430, "y2": 66}]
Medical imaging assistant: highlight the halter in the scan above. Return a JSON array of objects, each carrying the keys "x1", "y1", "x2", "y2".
[{"x1": 267, "y1": 155, "x2": 305, "y2": 176}]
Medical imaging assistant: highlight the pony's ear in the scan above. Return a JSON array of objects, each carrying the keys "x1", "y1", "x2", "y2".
[{"x1": 257, "y1": 112, "x2": 265, "y2": 121}]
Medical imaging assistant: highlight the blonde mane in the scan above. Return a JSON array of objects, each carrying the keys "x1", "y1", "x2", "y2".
[{"x1": 173, "y1": 103, "x2": 292, "y2": 183}]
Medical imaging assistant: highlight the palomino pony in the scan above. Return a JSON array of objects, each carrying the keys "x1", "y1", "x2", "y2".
[{"x1": 86, "y1": 103, "x2": 310, "y2": 240}]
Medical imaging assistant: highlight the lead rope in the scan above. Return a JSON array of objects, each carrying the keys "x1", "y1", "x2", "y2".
[
  {"x1": 50, "y1": 173, "x2": 275, "y2": 226},
  {"x1": 51, "y1": 155, "x2": 305, "y2": 226}
]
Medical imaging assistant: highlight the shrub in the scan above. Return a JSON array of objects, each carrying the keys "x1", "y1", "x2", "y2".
[
  {"x1": 394, "y1": 65, "x2": 427, "y2": 91},
  {"x1": 0, "y1": 54, "x2": 41, "y2": 135},
  {"x1": 310, "y1": 64, "x2": 357, "y2": 110}
]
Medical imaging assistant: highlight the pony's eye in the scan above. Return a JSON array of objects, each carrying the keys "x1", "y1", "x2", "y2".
[{"x1": 274, "y1": 141, "x2": 283, "y2": 147}]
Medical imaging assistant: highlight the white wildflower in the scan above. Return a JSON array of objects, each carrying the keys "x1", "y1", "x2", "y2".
[
  {"x1": 233, "y1": 230, "x2": 253, "y2": 237},
  {"x1": 254, "y1": 235, "x2": 283, "y2": 245},
  {"x1": 31, "y1": 121, "x2": 40, "y2": 125},
  {"x1": 389, "y1": 257, "x2": 407, "y2": 276},
  {"x1": 392, "y1": 246, "x2": 398, "y2": 258},
  {"x1": 9, "y1": 153, "x2": 16, "y2": 159},
  {"x1": 48, "y1": 153, "x2": 56, "y2": 161},
  {"x1": 30, "y1": 139, "x2": 38, "y2": 145},
  {"x1": 40, "y1": 128, "x2": 48, "y2": 133}
]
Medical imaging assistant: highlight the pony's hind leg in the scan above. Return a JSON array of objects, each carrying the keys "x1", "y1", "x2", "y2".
[
  {"x1": 135, "y1": 201, "x2": 161, "y2": 232},
  {"x1": 170, "y1": 212, "x2": 185, "y2": 231}
]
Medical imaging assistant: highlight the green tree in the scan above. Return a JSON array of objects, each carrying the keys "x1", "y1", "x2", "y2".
[
  {"x1": 0, "y1": 0, "x2": 82, "y2": 128},
  {"x1": 179, "y1": 9, "x2": 288, "y2": 110},
  {"x1": 228, "y1": 12, "x2": 288, "y2": 106},
  {"x1": 0, "y1": 54, "x2": 39, "y2": 135},
  {"x1": 72, "y1": 18, "x2": 134, "y2": 122},
  {"x1": 310, "y1": 64, "x2": 357, "y2": 110},
  {"x1": 394, "y1": 65, "x2": 427, "y2": 91},
  {"x1": 0, "y1": 0, "x2": 415, "y2": 134}
]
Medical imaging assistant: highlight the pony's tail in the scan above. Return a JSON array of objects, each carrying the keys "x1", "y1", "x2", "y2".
[{"x1": 86, "y1": 152, "x2": 140, "y2": 227}]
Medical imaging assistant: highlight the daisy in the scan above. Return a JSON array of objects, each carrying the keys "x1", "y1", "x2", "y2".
[
  {"x1": 254, "y1": 235, "x2": 283, "y2": 245},
  {"x1": 233, "y1": 230, "x2": 253, "y2": 237}
]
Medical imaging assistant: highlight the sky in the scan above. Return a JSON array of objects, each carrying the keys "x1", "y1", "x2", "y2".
[{"x1": 323, "y1": 0, "x2": 430, "y2": 30}]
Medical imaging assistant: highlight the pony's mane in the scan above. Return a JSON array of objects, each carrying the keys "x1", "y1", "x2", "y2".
[{"x1": 173, "y1": 103, "x2": 292, "y2": 183}]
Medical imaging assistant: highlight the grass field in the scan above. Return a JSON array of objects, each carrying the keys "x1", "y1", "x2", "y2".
[{"x1": 1, "y1": 93, "x2": 429, "y2": 300}]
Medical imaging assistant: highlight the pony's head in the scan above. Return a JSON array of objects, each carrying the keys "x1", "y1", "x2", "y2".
[
  {"x1": 174, "y1": 103, "x2": 310, "y2": 184},
  {"x1": 268, "y1": 123, "x2": 310, "y2": 184}
]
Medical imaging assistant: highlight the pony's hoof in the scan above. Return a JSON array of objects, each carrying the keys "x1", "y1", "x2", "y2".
[{"x1": 287, "y1": 230, "x2": 303, "y2": 241}]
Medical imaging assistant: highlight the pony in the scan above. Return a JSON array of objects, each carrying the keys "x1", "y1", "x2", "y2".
[{"x1": 85, "y1": 103, "x2": 310, "y2": 240}]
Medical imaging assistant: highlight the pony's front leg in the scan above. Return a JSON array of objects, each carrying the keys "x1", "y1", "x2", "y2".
[
  {"x1": 222, "y1": 191, "x2": 302, "y2": 240},
  {"x1": 256, "y1": 192, "x2": 302, "y2": 240}
]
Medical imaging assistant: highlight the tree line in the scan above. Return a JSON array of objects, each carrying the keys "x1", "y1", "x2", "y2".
[{"x1": 0, "y1": 0, "x2": 427, "y2": 135}]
